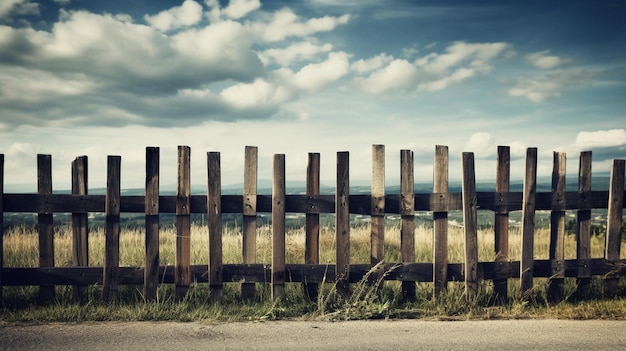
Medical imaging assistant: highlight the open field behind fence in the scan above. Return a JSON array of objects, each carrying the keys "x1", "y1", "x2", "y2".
[{"x1": 0, "y1": 145, "x2": 624, "y2": 305}]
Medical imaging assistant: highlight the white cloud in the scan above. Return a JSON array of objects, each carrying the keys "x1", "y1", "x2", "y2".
[
  {"x1": 220, "y1": 79, "x2": 291, "y2": 109},
  {"x1": 144, "y1": 0, "x2": 203, "y2": 32},
  {"x1": 508, "y1": 69, "x2": 594, "y2": 103},
  {"x1": 464, "y1": 132, "x2": 496, "y2": 158},
  {"x1": 223, "y1": 0, "x2": 261, "y2": 19},
  {"x1": 0, "y1": 0, "x2": 39, "y2": 18},
  {"x1": 280, "y1": 51, "x2": 350, "y2": 91},
  {"x1": 351, "y1": 53, "x2": 393, "y2": 74},
  {"x1": 354, "y1": 59, "x2": 418, "y2": 93},
  {"x1": 354, "y1": 41, "x2": 510, "y2": 94},
  {"x1": 574, "y1": 129, "x2": 626, "y2": 149},
  {"x1": 526, "y1": 50, "x2": 569, "y2": 70},
  {"x1": 417, "y1": 41, "x2": 509, "y2": 75},
  {"x1": 258, "y1": 41, "x2": 333, "y2": 66},
  {"x1": 251, "y1": 8, "x2": 349, "y2": 42}
]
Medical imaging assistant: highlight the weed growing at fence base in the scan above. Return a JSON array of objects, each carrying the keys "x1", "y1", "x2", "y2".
[{"x1": 2, "y1": 224, "x2": 626, "y2": 322}]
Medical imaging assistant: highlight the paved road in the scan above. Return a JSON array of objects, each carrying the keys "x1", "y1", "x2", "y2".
[{"x1": 2, "y1": 319, "x2": 626, "y2": 350}]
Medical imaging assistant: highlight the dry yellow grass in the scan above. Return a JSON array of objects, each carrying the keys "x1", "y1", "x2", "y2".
[{"x1": 2, "y1": 222, "x2": 622, "y2": 268}]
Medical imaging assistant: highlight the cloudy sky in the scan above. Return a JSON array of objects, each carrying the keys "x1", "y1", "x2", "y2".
[{"x1": 1, "y1": 0, "x2": 625, "y2": 191}]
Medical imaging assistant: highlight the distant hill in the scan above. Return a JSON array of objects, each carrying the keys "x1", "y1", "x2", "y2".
[{"x1": 5, "y1": 172, "x2": 612, "y2": 196}]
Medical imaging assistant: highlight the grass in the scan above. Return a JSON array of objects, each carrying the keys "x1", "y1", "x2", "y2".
[{"x1": 2, "y1": 221, "x2": 626, "y2": 323}]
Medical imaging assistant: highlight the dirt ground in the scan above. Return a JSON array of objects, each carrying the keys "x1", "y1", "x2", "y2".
[{"x1": 2, "y1": 319, "x2": 626, "y2": 350}]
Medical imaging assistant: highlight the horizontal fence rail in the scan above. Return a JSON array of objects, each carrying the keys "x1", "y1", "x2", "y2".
[{"x1": 0, "y1": 145, "x2": 625, "y2": 304}]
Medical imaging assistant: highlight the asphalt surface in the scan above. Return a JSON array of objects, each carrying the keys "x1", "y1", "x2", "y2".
[{"x1": 2, "y1": 319, "x2": 626, "y2": 350}]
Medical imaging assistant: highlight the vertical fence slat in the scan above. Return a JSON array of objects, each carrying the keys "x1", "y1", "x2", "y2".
[
  {"x1": 176, "y1": 146, "x2": 191, "y2": 300},
  {"x1": 208, "y1": 151, "x2": 223, "y2": 299},
  {"x1": 305, "y1": 152, "x2": 320, "y2": 300},
  {"x1": 604, "y1": 159, "x2": 625, "y2": 297},
  {"x1": 336, "y1": 152, "x2": 350, "y2": 296},
  {"x1": 371, "y1": 145, "x2": 385, "y2": 266},
  {"x1": 433, "y1": 145, "x2": 449, "y2": 296},
  {"x1": 549, "y1": 152, "x2": 566, "y2": 301},
  {"x1": 71, "y1": 156, "x2": 88, "y2": 302},
  {"x1": 494, "y1": 146, "x2": 510, "y2": 302},
  {"x1": 0, "y1": 154, "x2": 3, "y2": 301},
  {"x1": 144, "y1": 147, "x2": 160, "y2": 302},
  {"x1": 462, "y1": 152, "x2": 479, "y2": 297},
  {"x1": 272, "y1": 154, "x2": 286, "y2": 300},
  {"x1": 400, "y1": 149, "x2": 416, "y2": 300},
  {"x1": 242, "y1": 146, "x2": 257, "y2": 300},
  {"x1": 102, "y1": 155, "x2": 121, "y2": 303},
  {"x1": 520, "y1": 148, "x2": 537, "y2": 293},
  {"x1": 576, "y1": 151, "x2": 592, "y2": 298},
  {"x1": 37, "y1": 154, "x2": 55, "y2": 302}
]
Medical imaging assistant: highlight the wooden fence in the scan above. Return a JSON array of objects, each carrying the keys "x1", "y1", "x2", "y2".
[{"x1": 0, "y1": 145, "x2": 625, "y2": 304}]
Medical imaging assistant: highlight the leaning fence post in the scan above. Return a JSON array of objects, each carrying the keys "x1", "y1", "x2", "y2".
[
  {"x1": 576, "y1": 151, "x2": 592, "y2": 299},
  {"x1": 400, "y1": 149, "x2": 416, "y2": 300},
  {"x1": 549, "y1": 152, "x2": 566, "y2": 302},
  {"x1": 336, "y1": 152, "x2": 350, "y2": 297},
  {"x1": 144, "y1": 147, "x2": 160, "y2": 302},
  {"x1": 102, "y1": 155, "x2": 121, "y2": 303},
  {"x1": 38, "y1": 154, "x2": 55, "y2": 303},
  {"x1": 208, "y1": 151, "x2": 223, "y2": 299},
  {"x1": 462, "y1": 152, "x2": 479, "y2": 297},
  {"x1": 242, "y1": 146, "x2": 257, "y2": 300},
  {"x1": 604, "y1": 159, "x2": 625, "y2": 297},
  {"x1": 520, "y1": 148, "x2": 537, "y2": 293},
  {"x1": 272, "y1": 154, "x2": 286, "y2": 301},
  {"x1": 71, "y1": 156, "x2": 89, "y2": 303}
]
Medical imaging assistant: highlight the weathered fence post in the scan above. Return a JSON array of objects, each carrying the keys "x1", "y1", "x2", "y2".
[
  {"x1": 144, "y1": 147, "x2": 160, "y2": 302},
  {"x1": 305, "y1": 152, "x2": 320, "y2": 300},
  {"x1": 38, "y1": 154, "x2": 55, "y2": 303},
  {"x1": 520, "y1": 148, "x2": 537, "y2": 293},
  {"x1": 336, "y1": 151, "x2": 350, "y2": 296},
  {"x1": 494, "y1": 146, "x2": 510, "y2": 302},
  {"x1": 433, "y1": 145, "x2": 449, "y2": 296},
  {"x1": 242, "y1": 146, "x2": 257, "y2": 300},
  {"x1": 272, "y1": 154, "x2": 286, "y2": 301},
  {"x1": 604, "y1": 159, "x2": 625, "y2": 297},
  {"x1": 576, "y1": 151, "x2": 592, "y2": 299},
  {"x1": 549, "y1": 152, "x2": 566, "y2": 301},
  {"x1": 371, "y1": 145, "x2": 385, "y2": 266},
  {"x1": 208, "y1": 151, "x2": 223, "y2": 299},
  {"x1": 400, "y1": 149, "x2": 416, "y2": 300},
  {"x1": 175, "y1": 146, "x2": 191, "y2": 301},
  {"x1": 0, "y1": 154, "x2": 4, "y2": 301},
  {"x1": 71, "y1": 156, "x2": 89, "y2": 302},
  {"x1": 462, "y1": 152, "x2": 479, "y2": 297},
  {"x1": 102, "y1": 155, "x2": 121, "y2": 303}
]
